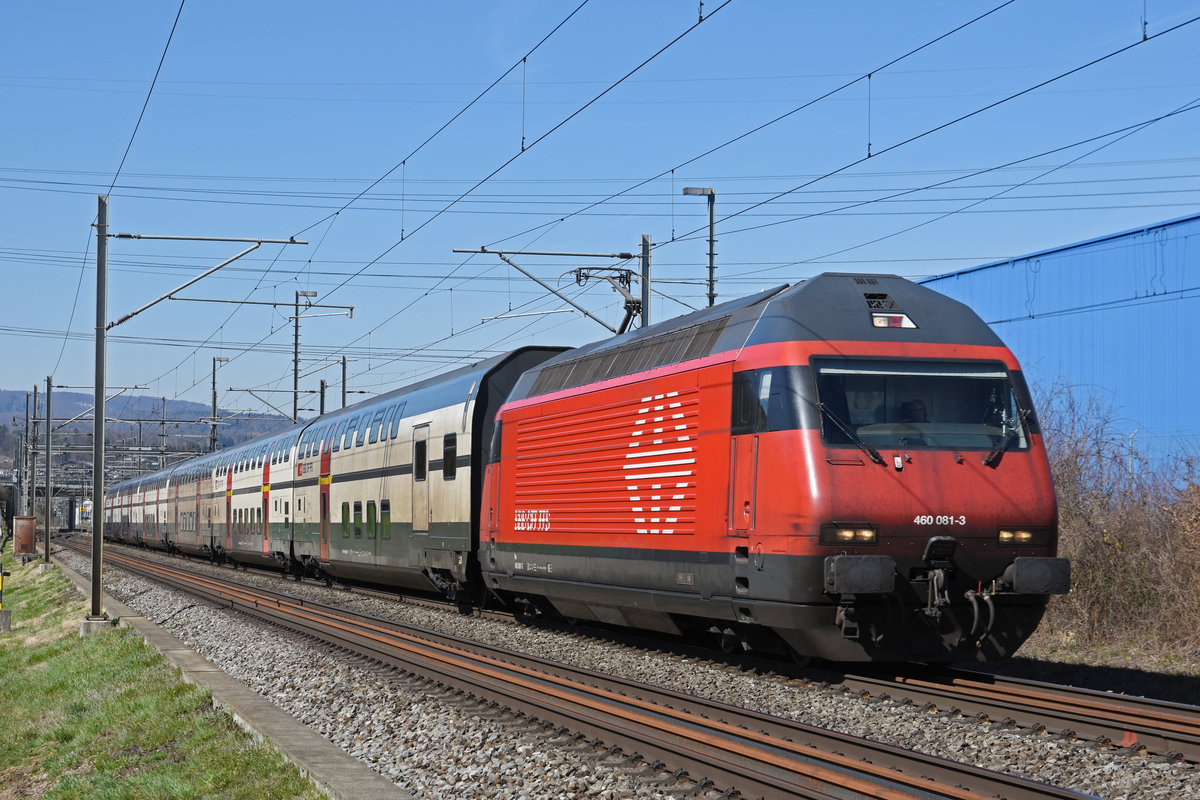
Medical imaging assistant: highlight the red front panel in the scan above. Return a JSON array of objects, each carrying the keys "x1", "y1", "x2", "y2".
[
  {"x1": 740, "y1": 339, "x2": 1055, "y2": 554},
  {"x1": 748, "y1": 427, "x2": 1056, "y2": 557}
]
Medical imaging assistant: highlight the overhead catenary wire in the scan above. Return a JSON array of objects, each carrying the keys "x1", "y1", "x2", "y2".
[
  {"x1": 292, "y1": 3, "x2": 735, "y2": 387},
  {"x1": 51, "y1": 0, "x2": 188, "y2": 377},
  {"x1": 291, "y1": 0, "x2": 593, "y2": 241},
  {"x1": 316, "y1": 1, "x2": 735, "y2": 307},
  {"x1": 10, "y1": 151, "x2": 1200, "y2": 194},
  {"x1": 138, "y1": 1, "x2": 598, "y2": 410},
  {"x1": 484, "y1": 0, "x2": 1017, "y2": 251},
  {"x1": 685, "y1": 12, "x2": 1200, "y2": 245},
  {"x1": 11, "y1": 51, "x2": 1200, "y2": 94},
  {"x1": 725, "y1": 96, "x2": 1200, "y2": 279},
  {"x1": 15, "y1": 173, "x2": 1200, "y2": 211}
]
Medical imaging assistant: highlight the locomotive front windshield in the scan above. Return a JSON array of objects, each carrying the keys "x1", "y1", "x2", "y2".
[{"x1": 813, "y1": 358, "x2": 1031, "y2": 452}]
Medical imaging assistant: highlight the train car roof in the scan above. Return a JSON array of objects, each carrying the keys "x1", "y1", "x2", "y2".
[
  {"x1": 508, "y1": 285, "x2": 786, "y2": 401},
  {"x1": 294, "y1": 346, "x2": 567, "y2": 436},
  {"x1": 104, "y1": 346, "x2": 565, "y2": 492},
  {"x1": 509, "y1": 273, "x2": 1004, "y2": 402}
]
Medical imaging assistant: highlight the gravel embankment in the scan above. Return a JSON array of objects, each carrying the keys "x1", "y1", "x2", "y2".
[{"x1": 59, "y1": 547, "x2": 1199, "y2": 800}]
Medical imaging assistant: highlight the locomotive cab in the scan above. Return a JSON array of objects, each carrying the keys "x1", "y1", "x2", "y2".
[{"x1": 730, "y1": 279, "x2": 1070, "y2": 661}]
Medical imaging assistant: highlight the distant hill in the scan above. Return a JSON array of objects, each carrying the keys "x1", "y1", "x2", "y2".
[{"x1": 0, "y1": 389, "x2": 293, "y2": 462}]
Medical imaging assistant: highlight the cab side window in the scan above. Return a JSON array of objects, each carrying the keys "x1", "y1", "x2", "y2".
[{"x1": 732, "y1": 367, "x2": 803, "y2": 434}]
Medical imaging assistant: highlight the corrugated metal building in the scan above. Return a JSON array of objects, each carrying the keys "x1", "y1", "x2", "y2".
[{"x1": 920, "y1": 212, "x2": 1200, "y2": 467}]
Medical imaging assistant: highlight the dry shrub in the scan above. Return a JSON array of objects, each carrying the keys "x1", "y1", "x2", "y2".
[{"x1": 1036, "y1": 382, "x2": 1200, "y2": 660}]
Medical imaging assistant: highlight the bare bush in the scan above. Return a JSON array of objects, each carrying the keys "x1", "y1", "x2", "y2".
[{"x1": 1035, "y1": 382, "x2": 1200, "y2": 663}]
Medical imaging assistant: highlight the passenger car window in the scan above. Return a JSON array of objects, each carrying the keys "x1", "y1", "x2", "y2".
[
  {"x1": 414, "y1": 439, "x2": 427, "y2": 482},
  {"x1": 443, "y1": 433, "x2": 457, "y2": 480}
]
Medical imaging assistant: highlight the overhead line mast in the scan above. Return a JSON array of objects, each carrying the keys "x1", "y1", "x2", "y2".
[{"x1": 87, "y1": 194, "x2": 307, "y2": 632}]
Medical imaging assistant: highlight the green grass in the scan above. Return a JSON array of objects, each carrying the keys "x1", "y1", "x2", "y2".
[{"x1": 0, "y1": 549, "x2": 326, "y2": 800}]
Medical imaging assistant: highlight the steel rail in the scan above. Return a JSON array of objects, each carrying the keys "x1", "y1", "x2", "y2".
[
  {"x1": 78, "y1": 544, "x2": 1094, "y2": 800},
  {"x1": 829, "y1": 665, "x2": 1200, "y2": 762}
]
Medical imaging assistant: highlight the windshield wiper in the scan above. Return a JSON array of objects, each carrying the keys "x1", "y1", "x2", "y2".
[
  {"x1": 817, "y1": 403, "x2": 885, "y2": 466},
  {"x1": 983, "y1": 408, "x2": 1030, "y2": 467}
]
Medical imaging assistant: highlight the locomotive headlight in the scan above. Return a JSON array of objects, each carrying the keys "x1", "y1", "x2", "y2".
[
  {"x1": 998, "y1": 528, "x2": 1050, "y2": 546},
  {"x1": 871, "y1": 312, "x2": 917, "y2": 329},
  {"x1": 822, "y1": 525, "x2": 877, "y2": 545}
]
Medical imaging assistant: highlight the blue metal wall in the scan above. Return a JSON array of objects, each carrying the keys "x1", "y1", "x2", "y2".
[{"x1": 921, "y1": 212, "x2": 1200, "y2": 466}]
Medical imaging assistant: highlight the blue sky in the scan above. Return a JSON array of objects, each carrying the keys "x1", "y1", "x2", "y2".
[{"x1": 3, "y1": 1, "x2": 1199, "y2": 419}]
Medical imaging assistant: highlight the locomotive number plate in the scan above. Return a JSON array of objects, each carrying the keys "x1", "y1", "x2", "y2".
[{"x1": 913, "y1": 515, "x2": 967, "y2": 526}]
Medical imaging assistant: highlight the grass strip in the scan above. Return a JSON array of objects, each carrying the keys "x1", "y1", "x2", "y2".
[{"x1": 0, "y1": 549, "x2": 325, "y2": 800}]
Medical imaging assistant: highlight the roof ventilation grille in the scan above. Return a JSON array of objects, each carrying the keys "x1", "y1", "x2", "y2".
[{"x1": 864, "y1": 292, "x2": 900, "y2": 310}]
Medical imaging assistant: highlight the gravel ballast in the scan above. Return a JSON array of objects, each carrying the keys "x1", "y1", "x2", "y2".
[{"x1": 59, "y1": 547, "x2": 1199, "y2": 800}]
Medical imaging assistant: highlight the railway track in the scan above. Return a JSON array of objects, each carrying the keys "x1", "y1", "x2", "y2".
[
  {"x1": 69, "y1": 539, "x2": 1200, "y2": 765},
  {"x1": 71, "y1": 541, "x2": 1101, "y2": 800},
  {"x1": 412, "y1": 578, "x2": 1200, "y2": 765},
  {"x1": 834, "y1": 664, "x2": 1200, "y2": 763},
  {"x1": 479, "y1": 608, "x2": 1200, "y2": 765}
]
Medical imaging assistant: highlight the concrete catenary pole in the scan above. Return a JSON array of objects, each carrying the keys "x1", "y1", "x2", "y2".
[
  {"x1": 293, "y1": 290, "x2": 317, "y2": 422},
  {"x1": 682, "y1": 187, "x2": 717, "y2": 307},
  {"x1": 210, "y1": 356, "x2": 228, "y2": 452},
  {"x1": 22, "y1": 392, "x2": 30, "y2": 515},
  {"x1": 705, "y1": 192, "x2": 716, "y2": 307},
  {"x1": 14, "y1": 434, "x2": 23, "y2": 518},
  {"x1": 43, "y1": 375, "x2": 51, "y2": 563},
  {"x1": 91, "y1": 194, "x2": 108, "y2": 619},
  {"x1": 29, "y1": 385, "x2": 37, "y2": 517},
  {"x1": 640, "y1": 234, "x2": 652, "y2": 329}
]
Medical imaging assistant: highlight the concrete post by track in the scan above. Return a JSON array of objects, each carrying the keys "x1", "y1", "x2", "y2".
[
  {"x1": 0, "y1": 567, "x2": 10, "y2": 633},
  {"x1": 1, "y1": 523, "x2": 12, "y2": 632}
]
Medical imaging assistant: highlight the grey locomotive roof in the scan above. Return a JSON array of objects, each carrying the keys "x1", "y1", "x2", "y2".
[
  {"x1": 509, "y1": 273, "x2": 1003, "y2": 402},
  {"x1": 745, "y1": 273, "x2": 1004, "y2": 348}
]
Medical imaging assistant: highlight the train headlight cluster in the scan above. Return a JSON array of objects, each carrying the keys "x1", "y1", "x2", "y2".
[
  {"x1": 997, "y1": 528, "x2": 1050, "y2": 546},
  {"x1": 870, "y1": 312, "x2": 917, "y2": 329},
  {"x1": 821, "y1": 525, "x2": 877, "y2": 545}
]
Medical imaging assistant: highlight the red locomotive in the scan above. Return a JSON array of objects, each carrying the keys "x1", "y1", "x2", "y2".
[{"x1": 481, "y1": 273, "x2": 1068, "y2": 662}]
